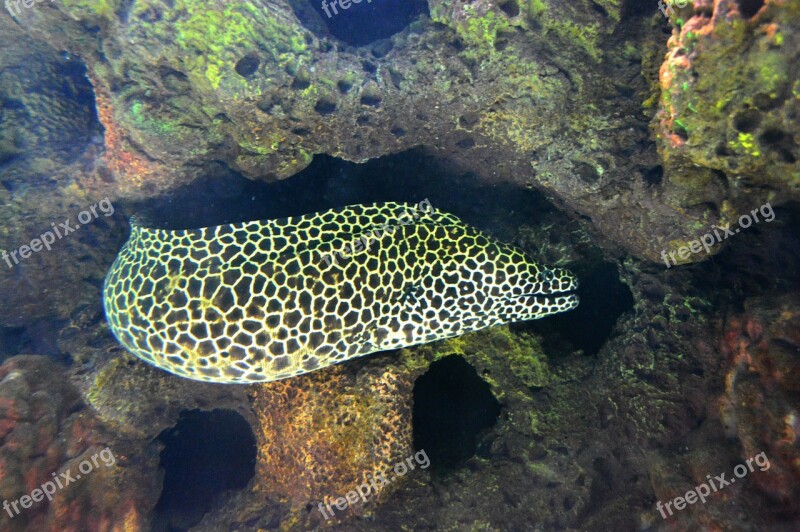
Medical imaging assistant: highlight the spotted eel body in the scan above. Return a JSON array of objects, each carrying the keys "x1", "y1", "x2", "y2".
[{"x1": 103, "y1": 202, "x2": 578, "y2": 383}]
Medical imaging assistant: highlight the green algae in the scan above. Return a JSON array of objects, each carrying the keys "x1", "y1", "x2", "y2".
[
  {"x1": 163, "y1": 0, "x2": 308, "y2": 90},
  {"x1": 525, "y1": 1, "x2": 606, "y2": 61},
  {"x1": 547, "y1": 20, "x2": 603, "y2": 61},
  {"x1": 431, "y1": 5, "x2": 516, "y2": 60},
  {"x1": 399, "y1": 326, "x2": 553, "y2": 401},
  {"x1": 731, "y1": 132, "x2": 761, "y2": 158},
  {"x1": 129, "y1": 101, "x2": 176, "y2": 136},
  {"x1": 528, "y1": 0, "x2": 547, "y2": 20},
  {"x1": 61, "y1": 0, "x2": 119, "y2": 18}
]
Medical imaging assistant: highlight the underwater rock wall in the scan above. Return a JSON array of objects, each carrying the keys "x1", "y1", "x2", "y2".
[
  {"x1": 4, "y1": 0, "x2": 796, "y2": 271},
  {"x1": 12, "y1": 0, "x2": 782, "y2": 265},
  {"x1": 0, "y1": 0, "x2": 798, "y2": 530},
  {"x1": 653, "y1": 0, "x2": 800, "y2": 264},
  {"x1": 0, "y1": 355, "x2": 160, "y2": 530},
  {"x1": 0, "y1": 15, "x2": 123, "y2": 328}
]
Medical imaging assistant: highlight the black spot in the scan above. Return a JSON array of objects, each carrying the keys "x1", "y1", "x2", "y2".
[
  {"x1": 309, "y1": 332, "x2": 325, "y2": 349},
  {"x1": 344, "y1": 311, "x2": 359, "y2": 327},
  {"x1": 456, "y1": 137, "x2": 476, "y2": 149},
  {"x1": 269, "y1": 342, "x2": 285, "y2": 356},
  {"x1": 733, "y1": 109, "x2": 760, "y2": 133},
  {"x1": 337, "y1": 79, "x2": 353, "y2": 94},
  {"x1": 242, "y1": 320, "x2": 261, "y2": 333},
  {"x1": 167, "y1": 355, "x2": 184, "y2": 366},
  {"x1": 291, "y1": 73, "x2": 311, "y2": 90},
  {"x1": 360, "y1": 91, "x2": 382, "y2": 107},
  {"x1": 190, "y1": 323, "x2": 208, "y2": 339},
  {"x1": 233, "y1": 332, "x2": 252, "y2": 346},
  {"x1": 234, "y1": 53, "x2": 260, "y2": 78},
  {"x1": 284, "y1": 310, "x2": 302, "y2": 327},
  {"x1": 413, "y1": 356, "x2": 501, "y2": 469},
  {"x1": 229, "y1": 346, "x2": 247, "y2": 360},
  {"x1": 153, "y1": 410, "x2": 256, "y2": 529},
  {"x1": 499, "y1": 0, "x2": 519, "y2": 17},
  {"x1": 286, "y1": 338, "x2": 301, "y2": 353},
  {"x1": 736, "y1": 0, "x2": 764, "y2": 18},
  {"x1": 226, "y1": 308, "x2": 244, "y2": 322},
  {"x1": 273, "y1": 355, "x2": 291, "y2": 370},
  {"x1": 314, "y1": 97, "x2": 337, "y2": 115},
  {"x1": 213, "y1": 288, "x2": 235, "y2": 313},
  {"x1": 233, "y1": 278, "x2": 251, "y2": 305},
  {"x1": 168, "y1": 291, "x2": 188, "y2": 307}
]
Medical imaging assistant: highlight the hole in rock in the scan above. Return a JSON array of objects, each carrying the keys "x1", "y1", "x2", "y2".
[
  {"x1": 499, "y1": 0, "x2": 520, "y2": 17},
  {"x1": 0, "y1": 319, "x2": 68, "y2": 364},
  {"x1": 643, "y1": 165, "x2": 663, "y2": 186},
  {"x1": 291, "y1": 73, "x2": 311, "y2": 90},
  {"x1": 153, "y1": 409, "x2": 257, "y2": 531},
  {"x1": 413, "y1": 355, "x2": 501, "y2": 469},
  {"x1": 522, "y1": 261, "x2": 634, "y2": 357},
  {"x1": 456, "y1": 137, "x2": 476, "y2": 149},
  {"x1": 733, "y1": 109, "x2": 760, "y2": 133},
  {"x1": 590, "y1": 1, "x2": 609, "y2": 18},
  {"x1": 736, "y1": 0, "x2": 764, "y2": 18},
  {"x1": 314, "y1": 97, "x2": 337, "y2": 115},
  {"x1": 299, "y1": 0, "x2": 429, "y2": 47},
  {"x1": 760, "y1": 128, "x2": 797, "y2": 163},
  {"x1": 234, "y1": 53, "x2": 260, "y2": 78},
  {"x1": 337, "y1": 78, "x2": 353, "y2": 93},
  {"x1": 360, "y1": 90, "x2": 382, "y2": 107}
]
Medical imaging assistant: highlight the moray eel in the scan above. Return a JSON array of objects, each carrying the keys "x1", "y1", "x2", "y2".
[{"x1": 103, "y1": 202, "x2": 579, "y2": 383}]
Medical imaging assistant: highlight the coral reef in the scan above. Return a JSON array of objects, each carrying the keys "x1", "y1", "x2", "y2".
[
  {"x1": 0, "y1": 355, "x2": 160, "y2": 531},
  {"x1": 9, "y1": 0, "x2": 746, "y2": 264},
  {"x1": 251, "y1": 362, "x2": 412, "y2": 514},
  {"x1": 0, "y1": 0, "x2": 798, "y2": 530},
  {"x1": 718, "y1": 294, "x2": 800, "y2": 506},
  {"x1": 0, "y1": 15, "x2": 124, "y2": 329},
  {"x1": 653, "y1": 0, "x2": 800, "y2": 263}
]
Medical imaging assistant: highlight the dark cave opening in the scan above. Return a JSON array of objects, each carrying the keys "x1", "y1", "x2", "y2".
[
  {"x1": 522, "y1": 261, "x2": 635, "y2": 357},
  {"x1": 137, "y1": 150, "x2": 570, "y2": 240},
  {"x1": 412, "y1": 355, "x2": 501, "y2": 470},
  {"x1": 153, "y1": 409, "x2": 257, "y2": 531},
  {"x1": 297, "y1": 0, "x2": 429, "y2": 47},
  {"x1": 737, "y1": 0, "x2": 765, "y2": 19}
]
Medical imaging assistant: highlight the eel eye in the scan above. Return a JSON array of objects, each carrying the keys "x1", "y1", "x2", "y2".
[{"x1": 539, "y1": 270, "x2": 555, "y2": 282}]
